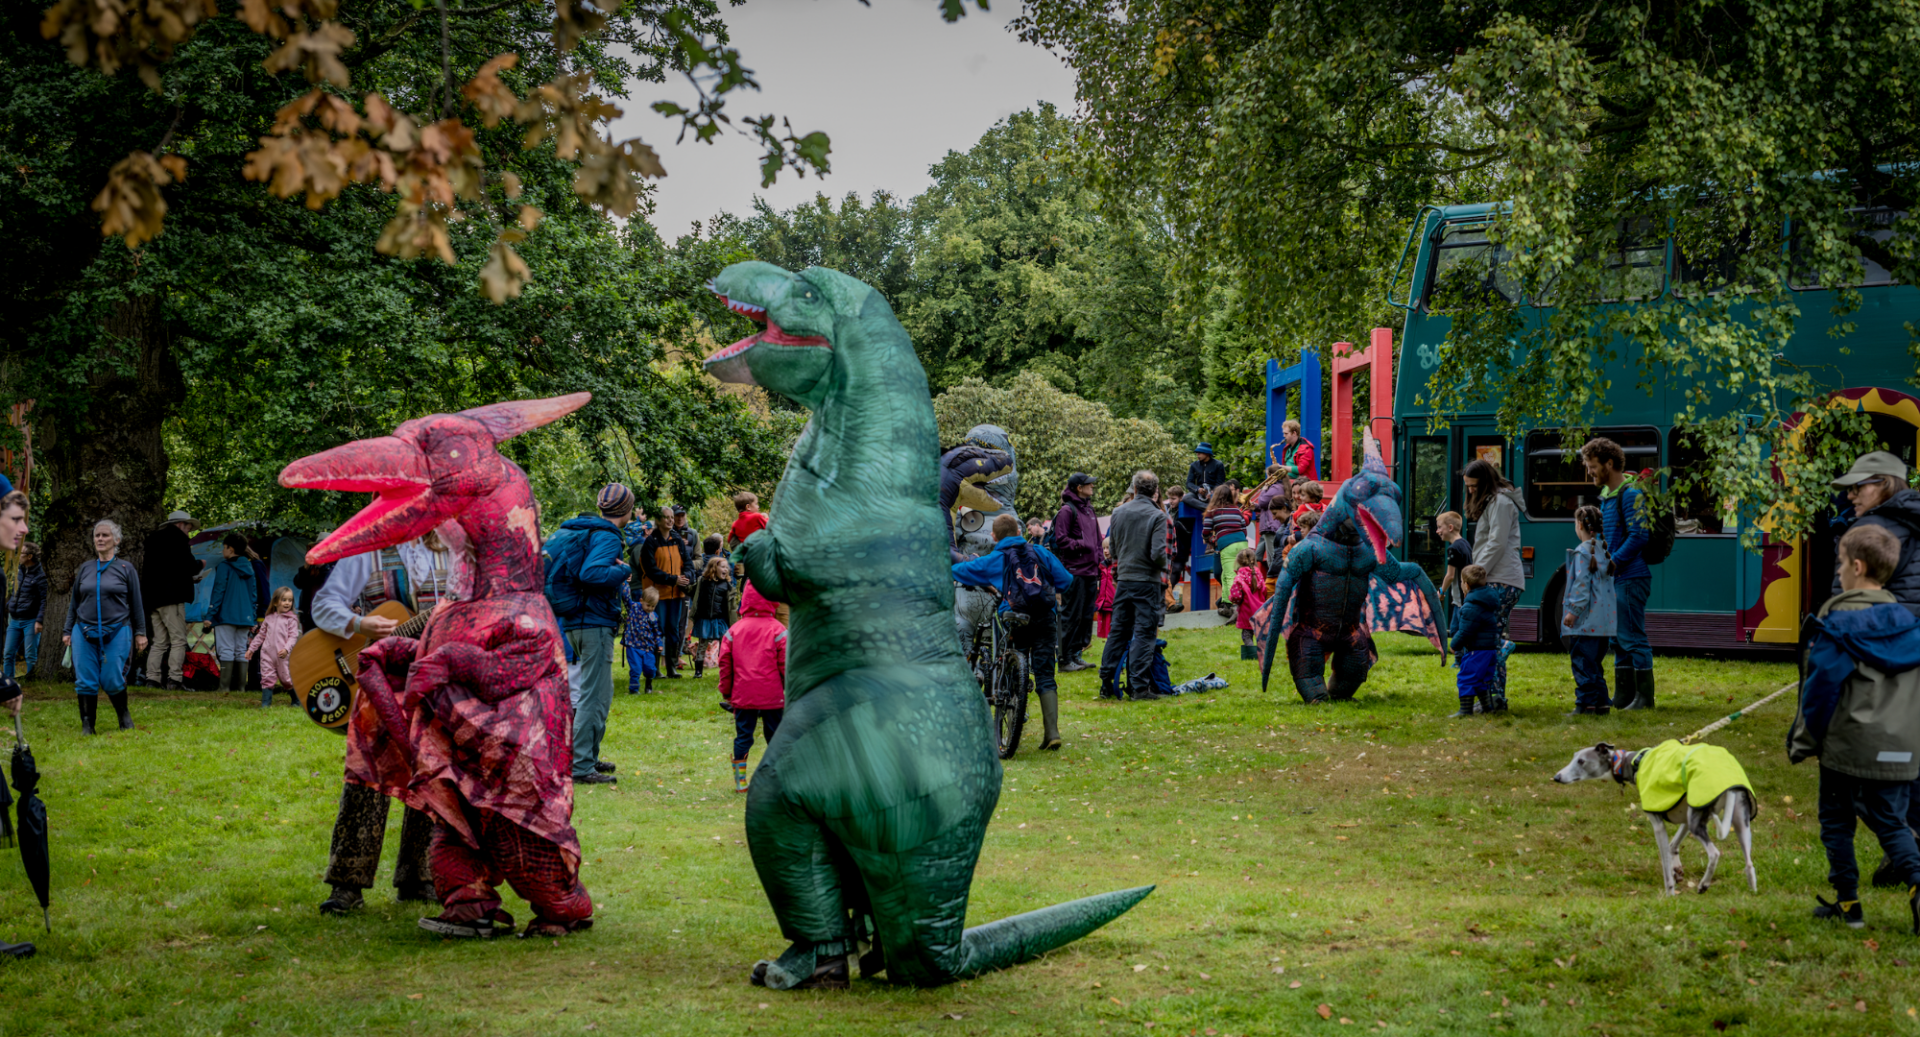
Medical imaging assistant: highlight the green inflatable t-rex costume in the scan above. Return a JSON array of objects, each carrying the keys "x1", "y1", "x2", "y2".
[{"x1": 704, "y1": 261, "x2": 1152, "y2": 990}]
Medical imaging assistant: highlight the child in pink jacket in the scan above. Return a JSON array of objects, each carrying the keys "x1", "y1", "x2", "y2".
[
  {"x1": 719, "y1": 581, "x2": 787, "y2": 792},
  {"x1": 246, "y1": 587, "x2": 302, "y2": 708},
  {"x1": 1229, "y1": 553, "x2": 1267, "y2": 659}
]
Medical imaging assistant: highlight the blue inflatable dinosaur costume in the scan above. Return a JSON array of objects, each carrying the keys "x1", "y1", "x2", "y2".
[{"x1": 1258, "y1": 437, "x2": 1445, "y2": 702}]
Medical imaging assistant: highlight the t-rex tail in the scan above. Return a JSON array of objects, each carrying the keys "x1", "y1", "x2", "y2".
[{"x1": 955, "y1": 885, "x2": 1155, "y2": 978}]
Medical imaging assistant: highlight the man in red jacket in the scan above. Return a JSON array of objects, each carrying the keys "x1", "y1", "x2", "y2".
[{"x1": 1050, "y1": 473, "x2": 1102, "y2": 671}]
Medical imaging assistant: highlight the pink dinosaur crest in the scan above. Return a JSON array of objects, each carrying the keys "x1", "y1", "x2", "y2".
[{"x1": 282, "y1": 393, "x2": 590, "y2": 564}]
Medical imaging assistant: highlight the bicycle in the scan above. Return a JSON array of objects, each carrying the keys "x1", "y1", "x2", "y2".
[{"x1": 960, "y1": 586, "x2": 1033, "y2": 760}]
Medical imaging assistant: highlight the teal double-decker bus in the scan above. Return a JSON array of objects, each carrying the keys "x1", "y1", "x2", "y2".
[{"x1": 1375, "y1": 203, "x2": 1918, "y2": 652}]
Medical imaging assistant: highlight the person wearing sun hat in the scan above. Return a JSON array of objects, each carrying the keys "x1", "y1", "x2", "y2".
[
  {"x1": 1830, "y1": 452, "x2": 1920, "y2": 614},
  {"x1": 139, "y1": 508, "x2": 205, "y2": 690}
]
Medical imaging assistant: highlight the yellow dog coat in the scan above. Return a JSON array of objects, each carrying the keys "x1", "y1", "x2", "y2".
[{"x1": 1633, "y1": 740, "x2": 1753, "y2": 814}]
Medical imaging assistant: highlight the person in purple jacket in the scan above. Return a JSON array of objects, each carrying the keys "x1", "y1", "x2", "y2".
[{"x1": 1050, "y1": 473, "x2": 1102, "y2": 671}]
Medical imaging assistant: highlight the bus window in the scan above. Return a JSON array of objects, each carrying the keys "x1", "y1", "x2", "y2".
[
  {"x1": 1790, "y1": 208, "x2": 1907, "y2": 290},
  {"x1": 1669, "y1": 428, "x2": 1732, "y2": 535},
  {"x1": 1601, "y1": 218, "x2": 1666, "y2": 302},
  {"x1": 1423, "y1": 223, "x2": 1520, "y2": 311},
  {"x1": 1523, "y1": 428, "x2": 1660, "y2": 519}
]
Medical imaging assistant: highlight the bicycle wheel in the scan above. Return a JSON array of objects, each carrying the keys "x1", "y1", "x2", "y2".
[{"x1": 994, "y1": 650, "x2": 1029, "y2": 759}]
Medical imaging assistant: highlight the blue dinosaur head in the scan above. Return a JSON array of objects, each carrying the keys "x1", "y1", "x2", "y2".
[
  {"x1": 1318, "y1": 438, "x2": 1405, "y2": 564},
  {"x1": 704, "y1": 261, "x2": 885, "y2": 409}
]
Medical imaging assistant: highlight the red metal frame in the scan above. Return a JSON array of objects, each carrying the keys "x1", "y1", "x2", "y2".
[{"x1": 1329, "y1": 327, "x2": 1395, "y2": 482}]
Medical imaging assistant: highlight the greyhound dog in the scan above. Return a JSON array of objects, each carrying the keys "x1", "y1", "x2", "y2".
[{"x1": 1554, "y1": 741, "x2": 1758, "y2": 895}]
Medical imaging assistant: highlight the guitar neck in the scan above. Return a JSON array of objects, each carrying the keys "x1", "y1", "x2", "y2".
[{"x1": 394, "y1": 607, "x2": 432, "y2": 640}]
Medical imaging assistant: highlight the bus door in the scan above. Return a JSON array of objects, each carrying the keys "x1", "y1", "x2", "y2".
[{"x1": 1406, "y1": 430, "x2": 1449, "y2": 581}]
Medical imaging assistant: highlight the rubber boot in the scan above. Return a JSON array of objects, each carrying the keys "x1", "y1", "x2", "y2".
[
  {"x1": 1450, "y1": 697, "x2": 1477, "y2": 718},
  {"x1": 1038, "y1": 686, "x2": 1062, "y2": 750},
  {"x1": 78, "y1": 695, "x2": 96, "y2": 736},
  {"x1": 260, "y1": 681, "x2": 274, "y2": 708},
  {"x1": 1624, "y1": 668, "x2": 1656, "y2": 710},
  {"x1": 732, "y1": 758, "x2": 749, "y2": 793},
  {"x1": 106, "y1": 691, "x2": 133, "y2": 730},
  {"x1": 227, "y1": 661, "x2": 244, "y2": 693},
  {"x1": 1611, "y1": 664, "x2": 1635, "y2": 710}
]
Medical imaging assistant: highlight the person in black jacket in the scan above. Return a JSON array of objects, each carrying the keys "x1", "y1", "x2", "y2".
[
  {"x1": 1829, "y1": 452, "x2": 1920, "y2": 615},
  {"x1": 140, "y1": 510, "x2": 205, "y2": 691},
  {"x1": 4, "y1": 541, "x2": 47, "y2": 681},
  {"x1": 1185, "y1": 443, "x2": 1228, "y2": 500}
]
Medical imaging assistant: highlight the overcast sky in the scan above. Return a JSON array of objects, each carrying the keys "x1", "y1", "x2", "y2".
[{"x1": 611, "y1": 0, "x2": 1080, "y2": 240}]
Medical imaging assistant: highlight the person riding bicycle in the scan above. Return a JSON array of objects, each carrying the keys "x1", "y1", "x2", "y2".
[{"x1": 951, "y1": 513, "x2": 1075, "y2": 751}]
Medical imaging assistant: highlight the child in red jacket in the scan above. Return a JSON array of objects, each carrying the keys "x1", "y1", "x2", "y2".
[
  {"x1": 1229, "y1": 553, "x2": 1267, "y2": 659},
  {"x1": 719, "y1": 580, "x2": 787, "y2": 792}
]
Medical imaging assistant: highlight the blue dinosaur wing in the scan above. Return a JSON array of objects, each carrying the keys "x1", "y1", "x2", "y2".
[{"x1": 1366, "y1": 558, "x2": 1447, "y2": 658}]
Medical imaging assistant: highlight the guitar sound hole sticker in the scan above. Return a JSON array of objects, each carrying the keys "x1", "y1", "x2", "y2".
[{"x1": 309, "y1": 676, "x2": 354, "y2": 730}]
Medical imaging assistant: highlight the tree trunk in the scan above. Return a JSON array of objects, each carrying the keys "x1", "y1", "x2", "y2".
[{"x1": 34, "y1": 294, "x2": 183, "y2": 681}]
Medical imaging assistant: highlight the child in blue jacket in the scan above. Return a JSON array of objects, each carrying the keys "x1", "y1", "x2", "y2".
[
  {"x1": 1561, "y1": 505, "x2": 1617, "y2": 715},
  {"x1": 1450, "y1": 565, "x2": 1502, "y2": 717}
]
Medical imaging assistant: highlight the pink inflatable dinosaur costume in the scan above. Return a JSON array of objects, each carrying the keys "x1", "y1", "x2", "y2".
[{"x1": 279, "y1": 393, "x2": 595, "y2": 938}]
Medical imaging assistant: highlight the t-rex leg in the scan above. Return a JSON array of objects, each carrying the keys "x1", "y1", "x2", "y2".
[
  {"x1": 1288, "y1": 631, "x2": 1330, "y2": 704},
  {"x1": 429, "y1": 820, "x2": 504, "y2": 925},
  {"x1": 744, "y1": 763, "x2": 856, "y2": 989},
  {"x1": 482, "y1": 809, "x2": 593, "y2": 932}
]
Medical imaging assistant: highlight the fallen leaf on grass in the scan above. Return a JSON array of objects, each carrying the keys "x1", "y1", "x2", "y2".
[
  {"x1": 407, "y1": 994, "x2": 423, "y2": 1000},
  {"x1": 1317, "y1": 1004, "x2": 1333, "y2": 1019},
  {"x1": 1133, "y1": 964, "x2": 1148, "y2": 972},
  {"x1": 1856, "y1": 1001, "x2": 1867, "y2": 1012},
  {"x1": 1865, "y1": 939, "x2": 1880, "y2": 952},
  {"x1": 1290, "y1": 981, "x2": 1303, "y2": 989}
]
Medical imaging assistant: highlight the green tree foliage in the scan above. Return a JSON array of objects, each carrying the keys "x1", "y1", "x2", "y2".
[
  {"x1": 709, "y1": 191, "x2": 915, "y2": 309},
  {"x1": 932, "y1": 371, "x2": 1189, "y2": 520},
  {"x1": 901, "y1": 103, "x2": 1103, "y2": 391},
  {"x1": 1016, "y1": 0, "x2": 1920, "y2": 542},
  {"x1": 0, "y1": 0, "x2": 814, "y2": 672}
]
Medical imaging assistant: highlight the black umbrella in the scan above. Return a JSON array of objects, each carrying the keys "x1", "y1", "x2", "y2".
[{"x1": 12, "y1": 715, "x2": 48, "y2": 933}]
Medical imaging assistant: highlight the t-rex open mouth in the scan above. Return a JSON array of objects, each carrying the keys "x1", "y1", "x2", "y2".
[{"x1": 708, "y1": 290, "x2": 832, "y2": 366}]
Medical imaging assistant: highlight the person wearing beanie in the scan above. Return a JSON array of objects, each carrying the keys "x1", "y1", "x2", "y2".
[{"x1": 543, "y1": 483, "x2": 634, "y2": 786}]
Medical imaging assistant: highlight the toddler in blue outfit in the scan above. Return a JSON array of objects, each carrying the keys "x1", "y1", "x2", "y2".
[{"x1": 1450, "y1": 564, "x2": 1502, "y2": 717}]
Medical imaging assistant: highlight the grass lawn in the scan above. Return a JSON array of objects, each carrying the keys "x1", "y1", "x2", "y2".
[{"x1": 0, "y1": 624, "x2": 1913, "y2": 1036}]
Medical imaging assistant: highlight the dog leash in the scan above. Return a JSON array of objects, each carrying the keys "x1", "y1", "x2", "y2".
[{"x1": 1678, "y1": 680, "x2": 1798, "y2": 745}]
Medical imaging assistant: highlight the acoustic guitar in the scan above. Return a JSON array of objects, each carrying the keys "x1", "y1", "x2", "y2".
[{"x1": 290, "y1": 602, "x2": 429, "y2": 733}]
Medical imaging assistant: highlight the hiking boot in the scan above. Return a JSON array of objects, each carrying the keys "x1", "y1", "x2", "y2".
[
  {"x1": 1060, "y1": 657, "x2": 1093, "y2": 673},
  {"x1": 573, "y1": 771, "x2": 617, "y2": 786},
  {"x1": 0, "y1": 941, "x2": 34, "y2": 960},
  {"x1": 1041, "y1": 737, "x2": 1063, "y2": 751},
  {"x1": 1564, "y1": 705, "x2": 1611, "y2": 717},
  {"x1": 1813, "y1": 895, "x2": 1865, "y2": 929},
  {"x1": 1872, "y1": 855, "x2": 1905, "y2": 889},
  {"x1": 395, "y1": 882, "x2": 437, "y2": 904},
  {"x1": 319, "y1": 886, "x2": 365, "y2": 915},
  {"x1": 419, "y1": 910, "x2": 513, "y2": 939},
  {"x1": 594, "y1": 761, "x2": 616, "y2": 774}
]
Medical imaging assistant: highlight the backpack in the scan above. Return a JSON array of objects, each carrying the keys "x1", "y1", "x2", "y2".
[
  {"x1": 1113, "y1": 638, "x2": 1175, "y2": 697},
  {"x1": 543, "y1": 526, "x2": 606, "y2": 621},
  {"x1": 1000, "y1": 542, "x2": 1053, "y2": 617},
  {"x1": 1635, "y1": 485, "x2": 1678, "y2": 565}
]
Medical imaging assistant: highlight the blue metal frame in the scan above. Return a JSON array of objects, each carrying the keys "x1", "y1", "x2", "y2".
[{"x1": 1265, "y1": 353, "x2": 1323, "y2": 479}]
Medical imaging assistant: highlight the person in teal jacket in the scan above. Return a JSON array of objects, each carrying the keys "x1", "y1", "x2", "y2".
[{"x1": 206, "y1": 532, "x2": 260, "y2": 692}]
